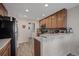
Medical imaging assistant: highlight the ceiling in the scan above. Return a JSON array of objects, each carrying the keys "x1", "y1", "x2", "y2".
[{"x1": 3, "y1": 3, "x2": 79, "y2": 20}]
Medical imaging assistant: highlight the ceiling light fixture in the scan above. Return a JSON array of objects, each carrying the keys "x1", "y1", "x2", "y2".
[
  {"x1": 42, "y1": 14, "x2": 45, "y2": 16},
  {"x1": 44, "y1": 4, "x2": 48, "y2": 7},
  {"x1": 24, "y1": 15, "x2": 27, "y2": 17},
  {"x1": 25, "y1": 9, "x2": 29, "y2": 12}
]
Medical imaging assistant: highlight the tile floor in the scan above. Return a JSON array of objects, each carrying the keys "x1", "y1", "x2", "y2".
[{"x1": 17, "y1": 39, "x2": 34, "y2": 56}]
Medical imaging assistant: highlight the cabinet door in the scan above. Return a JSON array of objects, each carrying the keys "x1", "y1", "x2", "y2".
[
  {"x1": 45, "y1": 18, "x2": 48, "y2": 28},
  {"x1": 0, "y1": 9, "x2": 2, "y2": 15},
  {"x1": 34, "y1": 39, "x2": 40, "y2": 56},
  {"x1": 57, "y1": 9, "x2": 67, "y2": 28},
  {"x1": 48, "y1": 16, "x2": 52, "y2": 28},
  {"x1": 0, "y1": 4, "x2": 8, "y2": 16},
  {"x1": 1, "y1": 41, "x2": 11, "y2": 56},
  {"x1": 2, "y1": 49, "x2": 9, "y2": 56},
  {"x1": 8, "y1": 43, "x2": 11, "y2": 56},
  {"x1": 42, "y1": 19, "x2": 44, "y2": 25},
  {"x1": 46, "y1": 16, "x2": 52, "y2": 28},
  {"x1": 2, "y1": 45, "x2": 10, "y2": 56},
  {"x1": 51, "y1": 15, "x2": 57, "y2": 28},
  {"x1": 0, "y1": 4, "x2": 2, "y2": 15},
  {"x1": 43, "y1": 19, "x2": 46, "y2": 26},
  {"x1": 39, "y1": 20, "x2": 43, "y2": 27},
  {"x1": 0, "y1": 9, "x2": 4, "y2": 16},
  {"x1": 39, "y1": 19, "x2": 46, "y2": 27}
]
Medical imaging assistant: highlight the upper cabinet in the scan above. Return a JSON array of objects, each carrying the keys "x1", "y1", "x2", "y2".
[
  {"x1": 56, "y1": 9, "x2": 67, "y2": 28},
  {"x1": 51, "y1": 14, "x2": 57, "y2": 28},
  {"x1": 47, "y1": 16, "x2": 52, "y2": 28},
  {"x1": 39, "y1": 19, "x2": 45, "y2": 27},
  {"x1": 0, "y1": 3, "x2": 8, "y2": 16},
  {"x1": 46, "y1": 16, "x2": 52, "y2": 28},
  {"x1": 39, "y1": 8, "x2": 67, "y2": 28}
]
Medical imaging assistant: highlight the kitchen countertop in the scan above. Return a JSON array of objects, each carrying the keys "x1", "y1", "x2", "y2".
[
  {"x1": 33, "y1": 33, "x2": 73, "y2": 56},
  {"x1": 33, "y1": 33, "x2": 73, "y2": 42},
  {"x1": 0, "y1": 38, "x2": 11, "y2": 50}
]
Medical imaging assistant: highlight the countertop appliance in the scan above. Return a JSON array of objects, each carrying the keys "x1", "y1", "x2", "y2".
[{"x1": 0, "y1": 15, "x2": 18, "y2": 56}]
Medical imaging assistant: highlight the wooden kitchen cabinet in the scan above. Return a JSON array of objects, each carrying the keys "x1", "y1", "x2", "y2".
[
  {"x1": 51, "y1": 14, "x2": 57, "y2": 28},
  {"x1": 39, "y1": 20, "x2": 42, "y2": 27},
  {"x1": 43, "y1": 18, "x2": 46, "y2": 26},
  {"x1": 57, "y1": 9, "x2": 67, "y2": 28},
  {"x1": 34, "y1": 39, "x2": 40, "y2": 56},
  {"x1": 45, "y1": 18, "x2": 48, "y2": 28},
  {"x1": 0, "y1": 41, "x2": 11, "y2": 56},
  {"x1": 39, "y1": 9, "x2": 67, "y2": 28},
  {"x1": 2, "y1": 49, "x2": 9, "y2": 56},
  {"x1": 42, "y1": 19, "x2": 45, "y2": 25},
  {"x1": 0, "y1": 3, "x2": 8, "y2": 16},
  {"x1": 39, "y1": 19, "x2": 46, "y2": 27},
  {"x1": 46, "y1": 16, "x2": 52, "y2": 28},
  {"x1": 0, "y1": 8, "x2": 4, "y2": 16},
  {"x1": 39, "y1": 20, "x2": 44, "y2": 27}
]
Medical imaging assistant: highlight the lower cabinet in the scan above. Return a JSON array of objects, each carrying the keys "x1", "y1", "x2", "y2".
[
  {"x1": 0, "y1": 41, "x2": 11, "y2": 56},
  {"x1": 2, "y1": 49, "x2": 9, "y2": 56},
  {"x1": 34, "y1": 39, "x2": 40, "y2": 56}
]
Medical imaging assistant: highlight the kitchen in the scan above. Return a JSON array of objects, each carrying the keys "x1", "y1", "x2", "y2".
[{"x1": 0, "y1": 3, "x2": 79, "y2": 56}]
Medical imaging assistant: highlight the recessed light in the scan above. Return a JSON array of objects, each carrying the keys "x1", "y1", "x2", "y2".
[
  {"x1": 44, "y1": 4, "x2": 48, "y2": 7},
  {"x1": 25, "y1": 9, "x2": 29, "y2": 12},
  {"x1": 42, "y1": 14, "x2": 45, "y2": 16},
  {"x1": 24, "y1": 15, "x2": 27, "y2": 17}
]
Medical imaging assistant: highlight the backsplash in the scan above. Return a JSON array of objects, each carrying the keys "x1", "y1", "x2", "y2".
[{"x1": 37, "y1": 27, "x2": 73, "y2": 35}]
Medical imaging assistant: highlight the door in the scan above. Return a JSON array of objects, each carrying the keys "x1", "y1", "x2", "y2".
[{"x1": 46, "y1": 16, "x2": 52, "y2": 28}]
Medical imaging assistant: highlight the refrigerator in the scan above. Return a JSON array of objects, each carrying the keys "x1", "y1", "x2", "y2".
[{"x1": 0, "y1": 15, "x2": 18, "y2": 56}]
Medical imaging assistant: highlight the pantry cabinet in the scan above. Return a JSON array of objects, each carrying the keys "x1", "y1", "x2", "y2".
[{"x1": 39, "y1": 9, "x2": 67, "y2": 28}]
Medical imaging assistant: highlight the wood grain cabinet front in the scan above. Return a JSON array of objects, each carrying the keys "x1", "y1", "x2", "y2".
[
  {"x1": 0, "y1": 41, "x2": 11, "y2": 56},
  {"x1": 51, "y1": 14, "x2": 57, "y2": 28},
  {"x1": 39, "y1": 20, "x2": 43, "y2": 27},
  {"x1": 47, "y1": 16, "x2": 52, "y2": 28},
  {"x1": 34, "y1": 39, "x2": 40, "y2": 56},
  {"x1": 0, "y1": 3, "x2": 8, "y2": 16},
  {"x1": 39, "y1": 9, "x2": 67, "y2": 28},
  {"x1": 57, "y1": 9, "x2": 67, "y2": 28}
]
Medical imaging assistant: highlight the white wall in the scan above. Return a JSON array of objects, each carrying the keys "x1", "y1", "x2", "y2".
[
  {"x1": 17, "y1": 19, "x2": 39, "y2": 44},
  {"x1": 17, "y1": 20, "x2": 29, "y2": 44},
  {"x1": 67, "y1": 5, "x2": 79, "y2": 37},
  {"x1": 67, "y1": 5, "x2": 79, "y2": 55}
]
